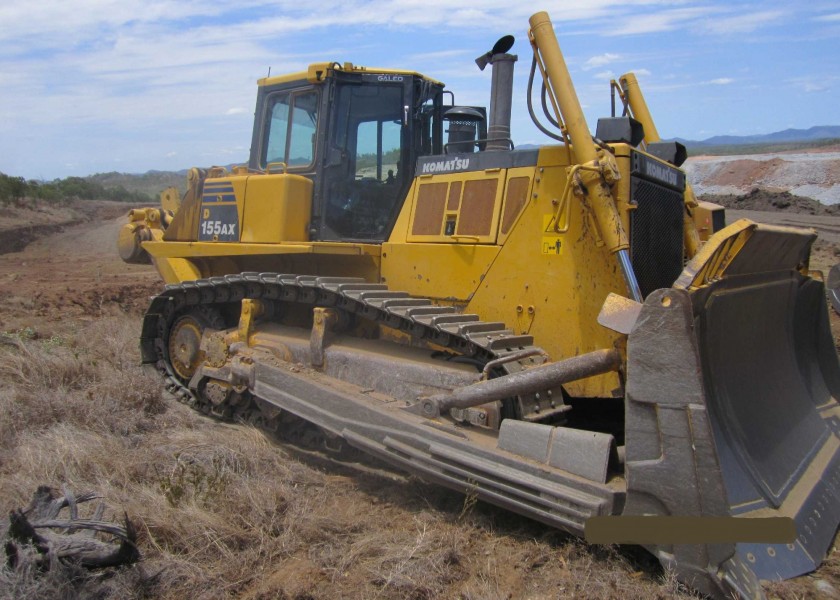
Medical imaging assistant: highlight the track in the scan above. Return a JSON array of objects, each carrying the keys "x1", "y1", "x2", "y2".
[{"x1": 141, "y1": 272, "x2": 556, "y2": 428}]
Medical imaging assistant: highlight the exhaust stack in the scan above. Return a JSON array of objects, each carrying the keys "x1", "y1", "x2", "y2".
[{"x1": 476, "y1": 36, "x2": 517, "y2": 151}]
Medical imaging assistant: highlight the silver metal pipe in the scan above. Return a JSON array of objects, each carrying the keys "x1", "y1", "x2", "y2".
[
  {"x1": 487, "y1": 53, "x2": 517, "y2": 151},
  {"x1": 420, "y1": 348, "x2": 621, "y2": 416},
  {"x1": 617, "y1": 249, "x2": 643, "y2": 302}
]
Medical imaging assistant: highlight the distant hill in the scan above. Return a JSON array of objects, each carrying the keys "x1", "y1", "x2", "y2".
[
  {"x1": 86, "y1": 170, "x2": 188, "y2": 198},
  {"x1": 525, "y1": 126, "x2": 840, "y2": 152},
  {"x1": 676, "y1": 125, "x2": 840, "y2": 148}
]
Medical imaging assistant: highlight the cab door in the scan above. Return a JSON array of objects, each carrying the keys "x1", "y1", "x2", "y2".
[{"x1": 317, "y1": 76, "x2": 414, "y2": 242}]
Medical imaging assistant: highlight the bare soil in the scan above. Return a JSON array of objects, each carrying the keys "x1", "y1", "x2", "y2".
[
  {"x1": 701, "y1": 188, "x2": 840, "y2": 216},
  {"x1": 684, "y1": 151, "x2": 840, "y2": 204},
  {"x1": 701, "y1": 189, "x2": 840, "y2": 274},
  {"x1": 0, "y1": 200, "x2": 838, "y2": 599},
  {"x1": 0, "y1": 201, "x2": 160, "y2": 335}
]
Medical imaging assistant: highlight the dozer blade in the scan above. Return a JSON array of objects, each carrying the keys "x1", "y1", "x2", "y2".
[
  {"x1": 828, "y1": 263, "x2": 840, "y2": 316},
  {"x1": 624, "y1": 219, "x2": 840, "y2": 599}
]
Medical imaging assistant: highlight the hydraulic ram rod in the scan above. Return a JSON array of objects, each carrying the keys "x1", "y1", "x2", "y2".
[{"x1": 414, "y1": 348, "x2": 622, "y2": 417}]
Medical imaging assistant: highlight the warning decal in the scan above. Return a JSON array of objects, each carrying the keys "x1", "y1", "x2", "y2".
[{"x1": 541, "y1": 214, "x2": 563, "y2": 255}]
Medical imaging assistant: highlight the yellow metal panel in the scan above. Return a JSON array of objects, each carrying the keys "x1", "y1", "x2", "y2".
[
  {"x1": 144, "y1": 241, "x2": 311, "y2": 258},
  {"x1": 241, "y1": 173, "x2": 313, "y2": 243},
  {"x1": 380, "y1": 243, "x2": 500, "y2": 303},
  {"x1": 150, "y1": 254, "x2": 382, "y2": 287},
  {"x1": 258, "y1": 71, "x2": 311, "y2": 87},
  {"x1": 693, "y1": 201, "x2": 725, "y2": 242},
  {"x1": 151, "y1": 257, "x2": 202, "y2": 285},
  {"x1": 497, "y1": 168, "x2": 535, "y2": 245},
  {"x1": 142, "y1": 241, "x2": 380, "y2": 259},
  {"x1": 536, "y1": 144, "x2": 571, "y2": 166}
]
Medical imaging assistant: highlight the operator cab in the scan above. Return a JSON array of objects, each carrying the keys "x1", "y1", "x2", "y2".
[{"x1": 248, "y1": 63, "x2": 457, "y2": 243}]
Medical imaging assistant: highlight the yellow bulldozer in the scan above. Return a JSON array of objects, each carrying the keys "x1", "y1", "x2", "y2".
[{"x1": 119, "y1": 12, "x2": 840, "y2": 599}]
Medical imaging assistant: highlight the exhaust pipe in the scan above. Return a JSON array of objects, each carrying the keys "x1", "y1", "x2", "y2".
[{"x1": 476, "y1": 36, "x2": 518, "y2": 151}]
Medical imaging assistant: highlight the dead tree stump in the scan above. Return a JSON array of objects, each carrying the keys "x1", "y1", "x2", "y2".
[{"x1": 5, "y1": 485, "x2": 139, "y2": 571}]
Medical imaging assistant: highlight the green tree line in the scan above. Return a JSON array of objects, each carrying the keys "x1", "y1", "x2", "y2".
[
  {"x1": 0, "y1": 172, "x2": 154, "y2": 206},
  {"x1": 356, "y1": 148, "x2": 401, "y2": 170}
]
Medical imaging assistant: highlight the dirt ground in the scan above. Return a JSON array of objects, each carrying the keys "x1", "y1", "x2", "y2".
[
  {"x1": 0, "y1": 201, "x2": 160, "y2": 335},
  {"x1": 0, "y1": 198, "x2": 839, "y2": 599},
  {"x1": 702, "y1": 188, "x2": 840, "y2": 216}
]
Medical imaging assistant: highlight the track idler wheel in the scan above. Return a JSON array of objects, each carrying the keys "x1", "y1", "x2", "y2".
[{"x1": 166, "y1": 307, "x2": 224, "y2": 384}]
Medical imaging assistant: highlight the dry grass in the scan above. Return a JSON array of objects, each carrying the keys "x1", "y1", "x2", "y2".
[{"x1": 0, "y1": 315, "x2": 835, "y2": 599}]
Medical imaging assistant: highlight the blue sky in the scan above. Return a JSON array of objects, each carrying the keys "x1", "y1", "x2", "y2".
[{"x1": 1, "y1": 1, "x2": 838, "y2": 180}]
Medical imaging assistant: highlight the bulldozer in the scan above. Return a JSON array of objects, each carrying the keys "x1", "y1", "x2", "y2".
[{"x1": 118, "y1": 12, "x2": 840, "y2": 599}]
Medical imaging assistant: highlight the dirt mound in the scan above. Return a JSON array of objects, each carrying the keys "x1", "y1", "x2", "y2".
[
  {"x1": 684, "y1": 151, "x2": 840, "y2": 205},
  {"x1": 706, "y1": 157, "x2": 787, "y2": 188},
  {"x1": 701, "y1": 188, "x2": 840, "y2": 215}
]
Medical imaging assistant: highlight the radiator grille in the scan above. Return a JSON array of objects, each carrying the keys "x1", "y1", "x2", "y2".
[{"x1": 630, "y1": 177, "x2": 685, "y2": 298}]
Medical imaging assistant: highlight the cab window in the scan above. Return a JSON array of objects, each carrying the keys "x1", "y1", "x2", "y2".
[
  {"x1": 263, "y1": 90, "x2": 319, "y2": 169},
  {"x1": 355, "y1": 119, "x2": 402, "y2": 182}
]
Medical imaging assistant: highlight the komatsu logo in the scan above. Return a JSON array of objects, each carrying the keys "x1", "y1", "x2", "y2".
[
  {"x1": 633, "y1": 152, "x2": 685, "y2": 190},
  {"x1": 421, "y1": 158, "x2": 471, "y2": 174},
  {"x1": 644, "y1": 161, "x2": 679, "y2": 187}
]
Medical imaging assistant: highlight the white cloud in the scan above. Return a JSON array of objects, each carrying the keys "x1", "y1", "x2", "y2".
[
  {"x1": 804, "y1": 83, "x2": 828, "y2": 93},
  {"x1": 786, "y1": 75, "x2": 836, "y2": 94},
  {"x1": 607, "y1": 7, "x2": 714, "y2": 35},
  {"x1": 815, "y1": 12, "x2": 840, "y2": 22},
  {"x1": 702, "y1": 10, "x2": 785, "y2": 34},
  {"x1": 708, "y1": 78, "x2": 734, "y2": 85},
  {"x1": 226, "y1": 108, "x2": 246, "y2": 115},
  {"x1": 583, "y1": 53, "x2": 621, "y2": 70}
]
